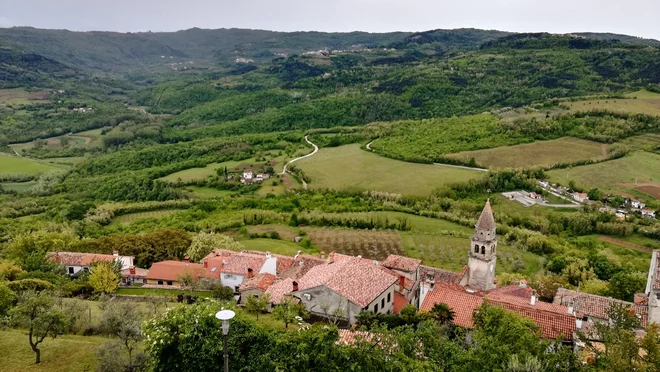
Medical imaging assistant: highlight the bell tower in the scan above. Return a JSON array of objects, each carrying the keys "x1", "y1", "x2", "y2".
[{"x1": 468, "y1": 199, "x2": 497, "y2": 290}]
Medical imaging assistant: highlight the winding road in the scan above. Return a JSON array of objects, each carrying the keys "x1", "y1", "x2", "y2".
[
  {"x1": 367, "y1": 139, "x2": 487, "y2": 172},
  {"x1": 279, "y1": 136, "x2": 318, "y2": 189}
]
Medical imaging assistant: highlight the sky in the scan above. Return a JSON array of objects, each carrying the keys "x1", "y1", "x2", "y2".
[{"x1": 1, "y1": 0, "x2": 659, "y2": 40}]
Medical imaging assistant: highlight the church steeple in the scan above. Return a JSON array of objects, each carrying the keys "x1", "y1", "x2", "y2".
[{"x1": 468, "y1": 199, "x2": 497, "y2": 290}]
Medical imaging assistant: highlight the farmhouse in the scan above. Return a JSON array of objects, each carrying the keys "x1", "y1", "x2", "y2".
[
  {"x1": 642, "y1": 209, "x2": 656, "y2": 219},
  {"x1": 629, "y1": 199, "x2": 646, "y2": 210},
  {"x1": 202, "y1": 250, "x2": 294, "y2": 291},
  {"x1": 145, "y1": 260, "x2": 205, "y2": 287},
  {"x1": 572, "y1": 193, "x2": 589, "y2": 203},
  {"x1": 49, "y1": 251, "x2": 134, "y2": 277},
  {"x1": 238, "y1": 273, "x2": 277, "y2": 305},
  {"x1": 121, "y1": 266, "x2": 149, "y2": 286}
]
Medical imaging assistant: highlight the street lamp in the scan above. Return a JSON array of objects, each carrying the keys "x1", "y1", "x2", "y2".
[{"x1": 215, "y1": 310, "x2": 235, "y2": 372}]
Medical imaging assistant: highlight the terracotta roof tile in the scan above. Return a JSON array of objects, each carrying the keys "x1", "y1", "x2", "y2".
[
  {"x1": 420, "y1": 282, "x2": 484, "y2": 328},
  {"x1": 265, "y1": 278, "x2": 294, "y2": 305},
  {"x1": 279, "y1": 255, "x2": 326, "y2": 280},
  {"x1": 49, "y1": 252, "x2": 119, "y2": 266},
  {"x1": 336, "y1": 330, "x2": 376, "y2": 345},
  {"x1": 382, "y1": 255, "x2": 421, "y2": 273},
  {"x1": 239, "y1": 273, "x2": 276, "y2": 292},
  {"x1": 490, "y1": 301, "x2": 576, "y2": 340},
  {"x1": 418, "y1": 265, "x2": 465, "y2": 284},
  {"x1": 393, "y1": 292, "x2": 409, "y2": 314},
  {"x1": 220, "y1": 253, "x2": 266, "y2": 275},
  {"x1": 298, "y1": 258, "x2": 397, "y2": 308},
  {"x1": 553, "y1": 288, "x2": 648, "y2": 327},
  {"x1": 146, "y1": 261, "x2": 205, "y2": 282},
  {"x1": 120, "y1": 267, "x2": 148, "y2": 278}
]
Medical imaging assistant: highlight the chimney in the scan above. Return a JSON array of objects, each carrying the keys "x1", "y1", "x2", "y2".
[
  {"x1": 292, "y1": 281, "x2": 299, "y2": 292},
  {"x1": 299, "y1": 259, "x2": 304, "y2": 266},
  {"x1": 320, "y1": 251, "x2": 325, "y2": 259},
  {"x1": 399, "y1": 276, "x2": 406, "y2": 292},
  {"x1": 519, "y1": 280, "x2": 527, "y2": 288},
  {"x1": 129, "y1": 266, "x2": 136, "y2": 275},
  {"x1": 266, "y1": 251, "x2": 272, "y2": 259},
  {"x1": 530, "y1": 290, "x2": 537, "y2": 306},
  {"x1": 634, "y1": 293, "x2": 648, "y2": 305},
  {"x1": 184, "y1": 256, "x2": 190, "y2": 263},
  {"x1": 203, "y1": 260, "x2": 208, "y2": 269},
  {"x1": 112, "y1": 250, "x2": 119, "y2": 257},
  {"x1": 568, "y1": 302, "x2": 574, "y2": 315},
  {"x1": 576, "y1": 316, "x2": 587, "y2": 330},
  {"x1": 247, "y1": 268, "x2": 254, "y2": 278},
  {"x1": 357, "y1": 255, "x2": 362, "y2": 258}
]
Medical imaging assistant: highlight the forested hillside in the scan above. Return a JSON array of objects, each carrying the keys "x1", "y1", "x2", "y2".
[{"x1": 2, "y1": 26, "x2": 660, "y2": 371}]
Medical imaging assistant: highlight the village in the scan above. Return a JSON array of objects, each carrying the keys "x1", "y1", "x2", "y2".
[{"x1": 47, "y1": 201, "x2": 660, "y2": 354}]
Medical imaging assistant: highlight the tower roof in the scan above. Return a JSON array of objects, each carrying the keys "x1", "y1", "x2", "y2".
[{"x1": 476, "y1": 199, "x2": 496, "y2": 230}]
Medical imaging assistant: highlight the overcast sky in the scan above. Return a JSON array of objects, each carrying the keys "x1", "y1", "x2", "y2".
[{"x1": 1, "y1": 0, "x2": 659, "y2": 40}]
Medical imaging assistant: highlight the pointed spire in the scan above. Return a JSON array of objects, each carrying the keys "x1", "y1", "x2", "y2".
[{"x1": 476, "y1": 199, "x2": 496, "y2": 231}]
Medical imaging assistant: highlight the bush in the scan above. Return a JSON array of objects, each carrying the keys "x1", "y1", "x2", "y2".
[{"x1": 7, "y1": 278, "x2": 54, "y2": 292}]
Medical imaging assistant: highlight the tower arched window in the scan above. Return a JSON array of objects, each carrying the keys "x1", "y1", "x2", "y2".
[
  {"x1": 481, "y1": 246, "x2": 486, "y2": 254},
  {"x1": 474, "y1": 245, "x2": 479, "y2": 253}
]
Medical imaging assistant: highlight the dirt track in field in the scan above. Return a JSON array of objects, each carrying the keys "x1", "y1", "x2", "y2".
[{"x1": 598, "y1": 236, "x2": 652, "y2": 253}]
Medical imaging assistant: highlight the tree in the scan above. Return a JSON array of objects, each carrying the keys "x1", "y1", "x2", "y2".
[
  {"x1": 272, "y1": 296, "x2": 307, "y2": 328},
  {"x1": 533, "y1": 274, "x2": 568, "y2": 301},
  {"x1": 176, "y1": 272, "x2": 196, "y2": 292},
  {"x1": 399, "y1": 304, "x2": 421, "y2": 325},
  {"x1": 427, "y1": 303, "x2": 455, "y2": 325},
  {"x1": 0, "y1": 281, "x2": 16, "y2": 316},
  {"x1": 186, "y1": 232, "x2": 244, "y2": 262},
  {"x1": 245, "y1": 293, "x2": 270, "y2": 321},
  {"x1": 98, "y1": 300, "x2": 146, "y2": 371},
  {"x1": 0, "y1": 260, "x2": 24, "y2": 281},
  {"x1": 89, "y1": 261, "x2": 120, "y2": 295},
  {"x1": 608, "y1": 270, "x2": 645, "y2": 302},
  {"x1": 9, "y1": 291, "x2": 70, "y2": 364}
]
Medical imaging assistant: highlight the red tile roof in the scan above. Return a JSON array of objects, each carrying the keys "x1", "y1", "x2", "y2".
[
  {"x1": 239, "y1": 273, "x2": 276, "y2": 292},
  {"x1": 418, "y1": 265, "x2": 465, "y2": 284},
  {"x1": 265, "y1": 278, "x2": 294, "y2": 305},
  {"x1": 220, "y1": 253, "x2": 266, "y2": 275},
  {"x1": 120, "y1": 267, "x2": 148, "y2": 278},
  {"x1": 298, "y1": 258, "x2": 397, "y2": 308},
  {"x1": 382, "y1": 255, "x2": 421, "y2": 273},
  {"x1": 146, "y1": 261, "x2": 205, "y2": 282},
  {"x1": 553, "y1": 288, "x2": 648, "y2": 327},
  {"x1": 242, "y1": 250, "x2": 295, "y2": 274},
  {"x1": 49, "y1": 252, "x2": 119, "y2": 266},
  {"x1": 279, "y1": 255, "x2": 326, "y2": 280},
  {"x1": 420, "y1": 282, "x2": 484, "y2": 328},
  {"x1": 393, "y1": 292, "x2": 409, "y2": 314},
  {"x1": 422, "y1": 282, "x2": 578, "y2": 340},
  {"x1": 336, "y1": 330, "x2": 376, "y2": 345}
]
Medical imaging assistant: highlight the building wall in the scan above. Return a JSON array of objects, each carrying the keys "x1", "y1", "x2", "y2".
[
  {"x1": 366, "y1": 284, "x2": 396, "y2": 315},
  {"x1": 117, "y1": 256, "x2": 134, "y2": 270},
  {"x1": 146, "y1": 279, "x2": 179, "y2": 286},
  {"x1": 239, "y1": 289, "x2": 265, "y2": 305},
  {"x1": 66, "y1": 265, "x2": 88, "y2": 276},
  {"x1": 220, "y1": 273, "x2": 246, "y2": 290},
  {"x1": 260, "y1": 257, "x2": 277, "y2": 275},
  {"x1": 467, "y1": 257, "x2": 496, "y2": 291},
  {"x1": 294, "y1": 286, "x2": 363, "y2": 325}
]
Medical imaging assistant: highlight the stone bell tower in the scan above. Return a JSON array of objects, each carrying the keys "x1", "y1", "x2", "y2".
[{"x1": 468, "y1": 199, "x2": 497, "y2": 290}]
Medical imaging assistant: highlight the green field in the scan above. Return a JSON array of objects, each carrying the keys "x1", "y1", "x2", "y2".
[
  {"x1": 296, "y1": 144, "x2": 482, "y2": 195},
  {"x1": 547, "y1": 151, "x2": 660, "y2": 197},
  {"x1": 617, "y1": 134, "x2": 660, "y2": 150},
  {"x1": 401, "y1": 233, "x2": 543, "y2": 276},
  {"x1": 566, "y1": 90, "x2": 660, "y2": 116},
  {"x1": 183, "y1": 186, "x2": 234, "y2": 198},
  {"x1": 110, "y1": 209, "x2": 186, "y2": 225},
  {"x1": 239, "y1": 238, "x2": 313, "y2": 256},
  {"x1": 446, "y1": 137, "x2": 606, "y2": 169},
  {"x1": 1, "y1": 181, "x2": 36, "y2": 193},
  {"x1": 0, "y1": 154, "x2": 61, "y2": 175},
  {"x1": 318, "y1": 211, "x2": 474, "y2": 234},
  {"x1": 0, "y1": 329, "x2": 104, "y2": 372},
  {"x1": 160, "y1": 154, "x2": 288, "y2": 183}
]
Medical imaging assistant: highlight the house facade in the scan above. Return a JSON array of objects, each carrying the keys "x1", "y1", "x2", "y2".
[{"x1": 50, "y1": 251, "x2": 134, "y2": 277}]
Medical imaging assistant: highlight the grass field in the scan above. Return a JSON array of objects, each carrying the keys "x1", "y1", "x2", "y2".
[
  {"x1": 0, "y1": 88, "x2": 50, "y2": 106},
  {"x1": 256, "y1": 181, "x2": 287, "y2": 196},
  {"x1": 110, "y1": 209, "x2": 185, "y2": 225},
  {"x1": 617, "y1": 134, "x2": 660, "y2": 150},
  {"x1": 0, "y1": 329, "x2": 104, "y2": 372},
  {"x1": 159, "y1": 154, "x2": 287, "y2": 183},
  {"x1": 296, "y1": 144, "x2": 482, "y2": 195},
  {"x1": 446, "y1": 137, "x2": 606, "y2": 169},
  {"x1": 401, "y1": 233, "x2": 544, "y2": 276},
  {"x1": 566, "y1": 90, "x2": 660, "y2": 116},
  {"x1": 492, "y1": 195, "x2": 578, "y2": 217},
  {"x1": 547, "y1": 151, "x2": 660, "y2": 198},
  {"x1": 184, "y1": 186, "x2": 234, "y2": 198},
  {"x1": 0, "y1": 154, "x2": 61, "y2": 175},
  {"x1": 238, "y1": 238, "x2": 316, "y2": 256},
  {"x1": 314, "y1": 211, "x2": 474, "y2": 234},
  {"x1": 1, "y1": 181, "x2": 36, "y2": 193}
]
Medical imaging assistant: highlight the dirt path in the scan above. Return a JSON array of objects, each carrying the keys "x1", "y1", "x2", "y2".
[
  {"x1": 279, "y1": 135, "x2": 318, "y2": 175},
  {"x1": 601, "y1": 143, "x2": 608, "y2": 158},
  {"x1": 432, "y1": 163, "x2": 489, "y2": 172},
  {"x1": 366, "y1": 140, "x2": 374, "y2": 151},
  {"x1": 598, "y1": 236, "x2": 652, "y2": 253}
]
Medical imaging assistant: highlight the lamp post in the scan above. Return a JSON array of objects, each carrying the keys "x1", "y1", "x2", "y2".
[{"x1": 215, "y1": 310, "x2": 235, "y2": 372}]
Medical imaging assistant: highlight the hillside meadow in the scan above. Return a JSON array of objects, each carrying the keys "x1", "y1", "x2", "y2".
[
  {"x1": 547, "y1": 151, "x2": 660, "y2": 197},
  {"x1": 295, "y1": 144, "x2": 482, "y2": 195},
  {"x1": 0, "y1": 154, "x2": 63, "y2": 175},
  {"x1": 446, "y1": 137, "x2": 606, "y2": 169}
]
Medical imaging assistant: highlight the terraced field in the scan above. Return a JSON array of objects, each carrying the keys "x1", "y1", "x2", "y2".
[{"x1": 565, "y1": 90, "x2": 660, "y2": 116}]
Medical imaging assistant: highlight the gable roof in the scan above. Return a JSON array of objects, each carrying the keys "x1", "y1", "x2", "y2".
[
  {"x1": 265, "y1": 278, "x2": 294, "y2": 305},
  {"x1": 297, "y1": 258, "x2": 397, "y2": 308},
  {"x1": 239, "y1": 273, "x2": 276, "y2": 292},
  {"x1": 382, "y1": 255, "x2": 421, "y2": 273},
  {"x1": 146, "y1": 261, "x2": 205, "y2": 282},
  {"x1": 420, "y1": 282, "x2": 484, "y2": 328},
  {"x1": 476, "y1": 199, "x2": 496, "y2": 231},
  {"x1": 279, "y1": 255, "x2": 326, "y2": 280},
  {"x1": 120, "y1": 267, "x2": 149, "y2": 278},
  {"x1": 49, "y1": 252, "x2": 121, "y2": 266},
  {"x1": 553, "y1": 288, "x2": 648, "y2": 327},
  {"x1": 220, "y1": 253, "x2": 267, "y2": 275},
  {"x1": 418, "y1": 265, "x2": 465, "y2": 284}
]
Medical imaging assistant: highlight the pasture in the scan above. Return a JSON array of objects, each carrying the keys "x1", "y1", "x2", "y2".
[
  {"x1": 1, "y1": 181, "x2": 35, "y2": 193},
  {"x1": 295, "y1": 144, "x2": 482, "y2": 195},
  {"x1": 566, "y1": 90, "x2": 660, "y2": 116},
  {"x1": 547, "y1": 151, "x2": 660, "y2": 198},
  {"x1": 239, "y1": 238, "x2": 314, "y2": 256},
  {"x1": 184, "y1": 186, "x2": 234, "y2": 198},
  {"x1": 159, "y1": 153, "x2": 290, "y2": 183},
  {"x1": 0, "y1": 154, "x2": 61, "y2": 175},
  {"x1": 0, "y1": 88, "x2": 50, "y2": 106},
  {"x1": 110, "y1": 209, "x2": 186, "y2": 225},
  {"x1": 446, "y1": 137, "x2": 606, "y2": 169}
]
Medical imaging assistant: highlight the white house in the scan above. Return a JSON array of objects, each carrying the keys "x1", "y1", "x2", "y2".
[
  {"x1": 49, "y1": 251, "x2": 134, "y2": 276},
  {"x1": 572, "y1": 193, "x2": 589, "y2": 203},
  {"x1": 643, "y1": 209, "x2": 656, "y2": 219},
  {"x1": 631, "y1": 200, "x2": 646, "y2": 210},
  {"x1": 242, "y1": 171, "x2": 253, "y2": 180}
]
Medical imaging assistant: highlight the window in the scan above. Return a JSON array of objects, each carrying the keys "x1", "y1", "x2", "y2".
[
  {"x1": 210, "y1": 267, "x2": 217, "y2": 273},
  {"x1": 167, "y1": 281, "x2": 173, "y2": 286},
  {"x1": 492, "y1": 245, "x2": 496, "y2": 254},
  {"x1": 157, "y1": 280, "x2": 164, "y2": 285},
  {"x1": 481, "y1": 246, "x2": 485, "y2": 254},
  {"x1": 474, "y1": 245, "x2": 479, "y2": 253},
  {"x1": 224, "y1": 274, "x2": 236, "y2": 280},
  {"x1": 143, "y1": 279, "x2": 148, "y2": 284},
  {"x1": 374, "y1": 304, "x2": 379, "y2": 313},
  {"x1": 387, "y1": 293, "x2": 391, "y2": 303},
  {"x1": 68, "y1": 267, "x2": 74, "y2": 274},
  {"x1": 381, "y1": 298, "x2": 385, "y2": 308}
]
